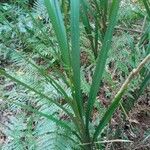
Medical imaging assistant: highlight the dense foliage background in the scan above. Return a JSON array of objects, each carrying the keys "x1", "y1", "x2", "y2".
[{"x1": 0, "y1": 0, "x2": 150, "y2": 150}]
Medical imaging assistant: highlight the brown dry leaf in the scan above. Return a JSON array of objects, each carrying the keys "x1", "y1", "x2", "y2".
[{"x1": 129, "y1": 119, "x2": 139, "y2": 124}]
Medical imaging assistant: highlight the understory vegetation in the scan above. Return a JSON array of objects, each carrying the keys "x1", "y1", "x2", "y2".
[{"x1": 0, "y1": 0, "x2": 150, "y2": 150}]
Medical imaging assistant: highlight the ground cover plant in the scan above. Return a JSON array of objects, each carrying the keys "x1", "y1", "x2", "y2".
[{"x1": 0, "y1": 0, "x2": 150, "y2": 149}]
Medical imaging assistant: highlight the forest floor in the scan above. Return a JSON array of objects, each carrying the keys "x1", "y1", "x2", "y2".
[{"x1": 0, "y1": 1, "x2": 150, "y2": 150}]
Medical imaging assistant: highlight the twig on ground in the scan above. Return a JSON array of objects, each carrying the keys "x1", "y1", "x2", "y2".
[
  {"x1": 140, "y1": 16, "x2": 147, "y2": 36},
  {"x1": 115, "y1": 54, "x2": 150, "y2": 98},
  {"x1": 79, "y1": 139, "x2": 133, "y2": 146},
  {"x1": 115, "y1": 26, "x2": 143, "y2": 34}
]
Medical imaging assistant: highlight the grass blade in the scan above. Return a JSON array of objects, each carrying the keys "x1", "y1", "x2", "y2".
[
  {"x1": 44, "y1": 0, "x2": 70, "y2": 68},
  {"x1": 142, "y1": 0, "x2": 150, "y2": 19},
  {"x1": 27, "y1": 11, "x2": 55, "y2": 47},
  {"x1": 0, "y1": 69, "x2": 73, "y2": 120},
  {"x1": 11, "y1": 49, "x2": 72, "y2": 105},
  {"x1": 93, "y1": 54, "x2": 150, "y2": 141},
  {"x1": 70, "y1": 0, "x2": 83, "y2": 117},
  {"x1": 0, "y1": 69, "x2": 85, "y2": 135},
  {"x1": 2, "y1": 97, "x2": 80, "y2": 139},
  {"x1": 86, "y1": 0, "x2": 120, "y2": 129},
  {"x1": 80, "y1": 0, "x2": 96, "y2": 57},
  {"x1": 93, "y1": 90, "x2": 124, "y2": 141},
  {"x1": 19, "y1": 102, "x2": 73, "y2": 131}
]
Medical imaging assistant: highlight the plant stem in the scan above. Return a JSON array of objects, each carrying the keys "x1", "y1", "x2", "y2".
[
  {"x1": 116, "y1": 54, "x2": 150, "y2": 95},
  {"x1": 115, "y1": 26, "x2": 143, "y2": 34},
  {"x1": 93, "y1": 54, "x2": 150, "y2": 141}
]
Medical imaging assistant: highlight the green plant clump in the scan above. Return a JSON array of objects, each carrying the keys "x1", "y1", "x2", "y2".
[{"x1": 0, "y1": 0, "x2": 150, "y2": 149}]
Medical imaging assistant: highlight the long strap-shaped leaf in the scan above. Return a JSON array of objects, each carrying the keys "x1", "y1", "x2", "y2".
[
  {"x1": 44, "y1": 0, "x2": 70, "y2": 68},
  {"x1": 80, "y1": 0, "x2": 96, "y2": 57},
  {"x1": 86, "y1": 0, "x2": 120, "y2": 129},
  {"x1": 9, "y1": 47, "x2": 68, "y2": 100},
  {"x1": 12, "y1": 49, "x2": 72, "y2": 105},
  {"x1": 0, "y1": 69, "x2": 73, "y2": 120},
  {"x1": 2, "y1": 97, "x2": 80, "y2": 140},
  {"x1": 70, "y1": 0, "x2": 83, "y2": 117},
  {"x1": 27, "y1": 12, "x2": 55, "y2": 48},
  {"x1": 93, "y1": 54, "x2": 150, "y2": 141},
  {"x1": 0, "y1": 69, "x2": 85, "y2": 135},
  {"x1": 142, "y1": 0, "x2": 150, "y2": 19}
]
